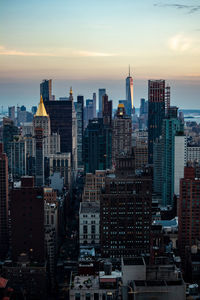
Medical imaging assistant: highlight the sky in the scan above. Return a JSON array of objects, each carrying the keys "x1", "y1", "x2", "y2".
[{"x1": 0, "y1": 0, "x2": 200, "y2": 109}]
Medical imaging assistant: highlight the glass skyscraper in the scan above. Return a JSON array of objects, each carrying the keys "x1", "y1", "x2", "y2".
[{"x1": 125, "y1": 67, "x2": 133, "y2": 115}]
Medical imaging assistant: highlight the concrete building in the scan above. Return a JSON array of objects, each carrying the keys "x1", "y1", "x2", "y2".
[
  {"x1": 83, "y1": 170, "x2": 111, "y2": 202},
  {"x1": 69, "y1": 268, "x2": 122, "y2": 300},
  {"x1": 121, "y1": 257, "x2": 186, "y2": 300},
  {"x1": 187, "y1": 146, "x2": 200, "y2": 163},
  {"x1": 179, "y1": 166, "x2": 200, "y2": 263},
  {"x1": 47, "y1": 152, "x2": 71, "y2": 189},
  {"x1": 79, "y1": 202, "x2": 100, "y2": 246},
  {"x1": 100, "y1": 154, "x2": 152, "y2": 258},
  {"x1": 174, "y1": 135, "x2": 187, "y2": 195}
]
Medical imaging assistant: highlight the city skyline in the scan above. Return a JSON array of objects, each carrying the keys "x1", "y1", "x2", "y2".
[{"x1": 0, "y1": 0, "x2": 200, "y2": 108}]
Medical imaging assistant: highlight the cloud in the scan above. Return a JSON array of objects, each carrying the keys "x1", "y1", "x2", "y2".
[
  {"x1": 0, "y1": 46, "x2": 118, "y2": 58},
  {"x1": 154, "y1": 3, "x2": 200, "y2": 14},
  {"x1": 168, "y1": 34, "x2": 200, "y2": 53}
]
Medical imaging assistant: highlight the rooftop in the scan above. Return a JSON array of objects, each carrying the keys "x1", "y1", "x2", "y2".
[
  {"x1": 80, "y1": 202, "x2": 100, "y2": 214},
  {"x1": 123, "y1": 257, "x2": 145, "y2": 266}
]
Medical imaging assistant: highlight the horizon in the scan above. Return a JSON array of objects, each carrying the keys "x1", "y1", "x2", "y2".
[{"x1": 1, "y1": 0, "x2": 200, "y2": 109}]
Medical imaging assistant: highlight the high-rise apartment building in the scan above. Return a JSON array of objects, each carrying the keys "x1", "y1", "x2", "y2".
[
  {"x1": 112, "y1": 104, "x2": 132, "y2": 166},
  {"x1": 148, "y1": 80, "x2": 165, "y2": 164},
  {"x1": 40, "y1": 79, "x2": 52, "y2": 102},
  {"x1": 100, "y1": 154, "x2": 152, "y2": 258},
  {"x1": 98, "y1": 88, "x2": 106, "y2": 117},
  {"x1": 0, "y1": 143, "x2": 9, "y2": 259},
  {"x1": 10, "y1": 176, "x2": 45, "y2": 262},
  {"x1": 178, "y1": 166, "x2": 200, "y2": 261},
  {"x1": 125, "y1": 67, "x2": 134, "y2": 115}
]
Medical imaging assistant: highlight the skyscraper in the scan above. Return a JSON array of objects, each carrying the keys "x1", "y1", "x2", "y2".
[
  {"x1": 10, "y1": 176, "x2": 45, "y2": 262},
  {"x1": 179, "y1": 166, "x2": 200, "y2": 261},
  {"x1": 125, "y1": 66, "x2": 134, "y2": 115},
  {"x1": 35, "y1": 127, "x2": 44, "y2": 186},
  {"x1": 148, "y1": 80, "x2": 165, "y2": 164},
  {"x1": 33, "y1": 95, "x2": 51, "y2": 157},
  {"x1": 100, "y1": 154, "x2": 152, "y2": 258},
  {"x1": 0, "y1": 143, "x2": 9, "y2": 259},
  {"x1": 98, "y1": 88, "x2": 106, "y2": 117},
  {"x1": 112, "y1": 104, "x2": 132, "y2": 166},
  {"x1": 76, "y1": 95, "x2": 84, "y2": 168},
  {"x1": 161, "y1": 107, "x2": 184, "y2": 206},
  {"x1": 40, "y1": 79, "x2": 52, "y2": 102},
  {"x1": 84, "y1": 118, "x2": 112, "y2": 173},
  {"x1": 93, "y1": 92, "x2": 96, "y2": 118},
  {"x1": 102, "y1": 94, "x2": 112, "y2": 125},
  {"x1": 45, "y1": 88, "x2": 77, "y2": 170}
]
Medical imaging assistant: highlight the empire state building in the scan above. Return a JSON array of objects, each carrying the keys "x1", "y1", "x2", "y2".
[{"x1": 126, "y1": 66, "x2": 134, "y2": 115}]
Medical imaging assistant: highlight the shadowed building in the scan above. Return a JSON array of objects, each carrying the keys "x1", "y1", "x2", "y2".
[{"x1": 0, "y1": 143, "x2": 9, "y2": 259}]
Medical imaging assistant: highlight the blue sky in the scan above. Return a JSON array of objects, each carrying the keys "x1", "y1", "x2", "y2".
[{"x1": 0, "y1": 0, "x2": 200, "y2": 108}]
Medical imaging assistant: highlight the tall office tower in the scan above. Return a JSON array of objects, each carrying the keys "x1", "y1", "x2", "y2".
[
  {"x1": 33, "y1": 95, "x2": 51, "y2": 157},
  {"x1": 93, "y1": 92, "x2": 96, "y2": 118},
  {"x1": 153, "y1": 138, "x2": 163, "y2": 197},
  {"x1": 35, "y1": 127, "x2": 44, "y2": 186},
  {"x1": 10, "y1": 176, "x2": 45, "y2": 262},
  {"x1": 102, "y1": 94, "x2": 112, "y2": 125},
  {"x1": 98, "y1": 88, "x2": 106, "y2": 117},
  {"x1": 148, "y1": 80, "x2": 165, "y2": 164},
  {"x1": 84, "y1": 99, "x2": 94, "y2": 128},
  {"x1": 112, "y1": 104, "x2": 132, "y2": 166},
  {"x1": 75, "y1": 95, "x2": 84, "y2": 168},
  {"x1": 84, "y1": 118, "x2": 112, "y2": 173},
  {"x1": 161, "y1": 107, "x2": 184, "y2": 206},
  {"x1": 178, "y1": 166, "x2": 200, "y2": 261},
  {"x1": 2, "y1": 117, "x2": 18, "y2": 155},
  {"x1": 40, "y1": 79, "x2": 52, "y2": 102},
  {"x1": 126, "y1": 66, "x2": 134, "y2": 116},
  {"x1": 100, "y1": 154, "x2": 152, "y2": 258},
  {"x1": 45, "y1": 88, "x2": 77, "y2": 171},
  {"x1": 8, "y1": 106, "x2": 15, "y2": 122},
  {"x1": 165, "y1": 85, "x2": 171, "y2": 115},
  {"x1": 0, "y1": 143, "x2": 9, "y2": 259}
]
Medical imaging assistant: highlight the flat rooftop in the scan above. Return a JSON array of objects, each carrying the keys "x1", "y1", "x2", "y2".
[
  {"x1": 123, "y1": 257, "x2": 145, "y2": 266},
  {"x1": 80, "y1": 202, "x2": 100, "y2": 214}
]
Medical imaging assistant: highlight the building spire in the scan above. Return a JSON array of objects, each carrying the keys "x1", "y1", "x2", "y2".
[
  {"x1": 70, "y1": 86, "x2": 73, "y2": 96},
  {"x1": 129, "y1": 65, "x2": 130, "y2": 77},
  {"x1": 35, "y1": 95, "x2": 48, "y2": 117}
]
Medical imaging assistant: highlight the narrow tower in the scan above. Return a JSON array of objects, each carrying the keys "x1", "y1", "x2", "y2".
[{"x1": 126, "y1": 66, "x2": 134, "y2": 115}]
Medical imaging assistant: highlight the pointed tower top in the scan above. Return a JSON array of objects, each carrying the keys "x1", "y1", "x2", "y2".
[
  {"x1": 70, "y1": 86, "x2": 73, "y2": 96},
  {"x1": 129, "y1": 65, "x2": 130, "y2": 77},
  {"x1": 35, "y1": 95, "x2": 48, "y2": 117}
]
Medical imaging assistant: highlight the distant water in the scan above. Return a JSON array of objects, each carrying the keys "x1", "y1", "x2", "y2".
[{"x1": 184, "y1": 117, "x2": 200, "y2": 124}]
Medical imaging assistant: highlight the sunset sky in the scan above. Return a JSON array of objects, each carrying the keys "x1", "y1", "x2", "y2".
[{"x1": 0, "y1": 0, "x2": 200, "y2": 109}]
